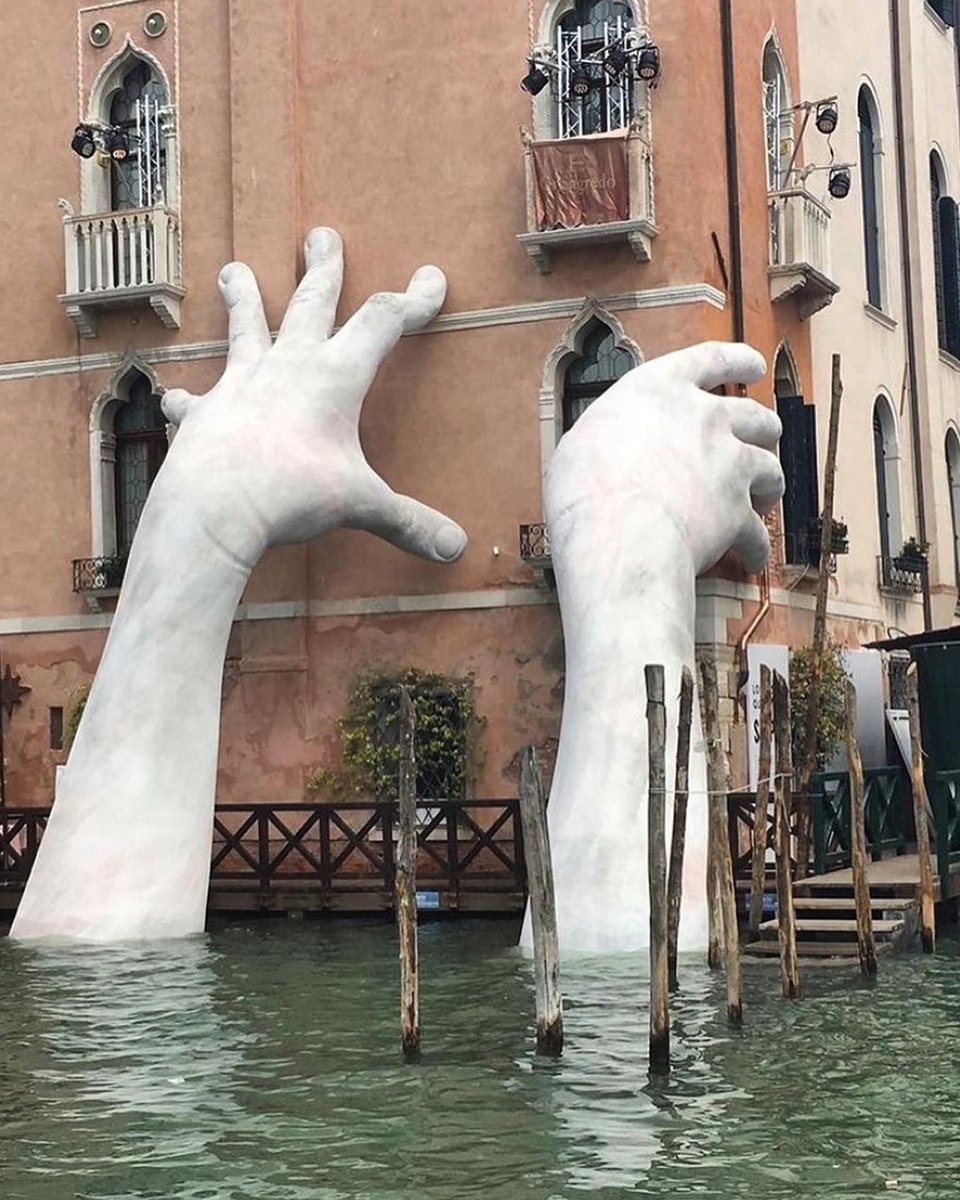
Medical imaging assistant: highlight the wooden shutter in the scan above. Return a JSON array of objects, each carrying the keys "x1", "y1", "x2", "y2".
[
  {"x1": 939, "y1": 195, "x2": 960, "y2": 357},
  {"x1": 777, "y1": 394, "x2": 819, "y2": 565}
]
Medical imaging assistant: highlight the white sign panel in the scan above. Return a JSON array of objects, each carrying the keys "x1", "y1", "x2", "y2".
[
  {"x1": 746, "y1": 644, "x2": 790, "y2": 790},
  {"x1": 840, "y1": 649, "x2": 887, "y2": 770}
]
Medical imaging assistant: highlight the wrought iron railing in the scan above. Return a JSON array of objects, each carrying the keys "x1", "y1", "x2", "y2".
[
  {"x1": 878, "y1": 555, "x2": 925, "y2": 595},
  {"x1": 72, "y1": 555, "x2": 127, "y2": 592},
  {"x1": 1, "y1": 800, "x2": 526, "y2": 908},
  {"x1": 810, "y1": 767, "x2": 911, "y2": 875},
  {"x1": 519, "y1": 522, "x2": 551, "y2": 565}
]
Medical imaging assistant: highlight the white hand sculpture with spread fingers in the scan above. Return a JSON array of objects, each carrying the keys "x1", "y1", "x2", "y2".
[
  {"x1": 12, "y1": 229, "x2": 466, "y2": 941},
  {"x1": 522, "y1": 343, "x2": 783, "y2": 954}
]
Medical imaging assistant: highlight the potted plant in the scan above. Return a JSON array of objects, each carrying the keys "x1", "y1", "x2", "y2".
[
  {"x1": 806, "y1": 516, "x2": 849, "y2": 561},
  {"x1": 894, "y1": 537, "x2": 928, "y2": 570}
]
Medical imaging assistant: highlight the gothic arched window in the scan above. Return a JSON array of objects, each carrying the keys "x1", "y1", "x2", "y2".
[
  {"x1": 109, "y1": 58, "x2": 169, "y2": 211},
  {"x1": 873, "y1": 395, "x2": 902, "y2": 566},
  {"x1": 114, "y1": 373, "x2": 168, "y2": 556},
  {"x1": 946, "y1": 429, "x2": 960, "y2": 586},
  {"x1": 557, "y1": 0, "x2": 636, "y2": 138},
  {"x1": 762, "y1": 41, "x2": 793, "y2": 191},
  {"x1": 774, "y1": 348, "x2": 818, "y2": 565},
  {"x1": 562, "y1": 319, "x2": 634, "y2": 431}
]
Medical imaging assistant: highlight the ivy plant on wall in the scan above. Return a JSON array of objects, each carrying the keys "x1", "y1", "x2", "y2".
[{"x1": 307, "y1": 668, "x2": 479, "y2": 802}]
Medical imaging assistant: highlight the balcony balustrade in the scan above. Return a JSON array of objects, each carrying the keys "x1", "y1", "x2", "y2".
[
  {"x1": 519, "y1": 522, "x2": 552, "y2": 568},
  {"x1": 768, "y1": 187, "x2": 839, "y2": 318},
  {"x1": 518, "y1": 122, "x2": 657, "y2": 273},
  {"x1": 59, "y1": 205, "x2": 184, "y2": 337},
  {"x1": 73, "y1": 555, "x2": 127, "y2": 596},
  {"x1": 878, "y1": 555, "x2": 926, "y2": 596}
]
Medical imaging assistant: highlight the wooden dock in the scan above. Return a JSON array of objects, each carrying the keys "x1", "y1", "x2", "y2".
[
  {"x1": 744, "y1": 852, "x2": 960, "y2": 964},
  {"x1": 0, "y1": 800, "x2": 527, "y2": 920}
]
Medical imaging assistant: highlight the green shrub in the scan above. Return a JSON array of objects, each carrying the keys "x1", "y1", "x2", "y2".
[{"x1": 789, "y1": 644, "x2": 849, "y2": 772}]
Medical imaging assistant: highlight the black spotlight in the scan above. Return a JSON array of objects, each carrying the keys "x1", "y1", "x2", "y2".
[
  {"x1": 105, "y1": 127, "x2": 130, "y2": 161},
  {"x1": 816, "y1": 101, "x2": 838, "y2": 135},
  {"x1": 570, "y1": 63, "x2": 592, "y2": 96},
  {"x1": 70, "y1": 124, "x2": 96, "y2": 159},
  {"x1": 637, "y1": 44, "x2": 661, "y2": 82},
  {"x1": 521, "y1": 62, "x2": 549, "y2": 96},
  {"x1": 828, "y1": 166, "x2": 851, "y2": 199},
  {"x1": 604, "y1": 45, "x2": 628, "y2": 78}
]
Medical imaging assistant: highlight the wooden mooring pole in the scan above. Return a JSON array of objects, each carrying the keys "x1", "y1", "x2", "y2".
[
  {"x1": 396, "y1": 687, "x2": 420, "y2": 1058},
  {"x1": 519, "y1": 746, "x2": 563, "y2": 1055},
  {"x1": 699, "y1": 658, "x2": 743, "y2": 1026},
  {"x1": 667, "y1": 666, "x2": 694, "y2": 991},
  {"x1": 906, "y1": 663, "x2": 936, "y2": 952},
  {"x1": 845, "y1": 680, "x2": 877, "y2": 976},
  {"x1": 646, "y1": 665, "x2": 670, "y2": 1072},
  {"x1": 749, "y1": 664, "x2": 773, "y2": 940},
  {"x1": 772, "y1": 671, "x2": 801, "y2": 999}
]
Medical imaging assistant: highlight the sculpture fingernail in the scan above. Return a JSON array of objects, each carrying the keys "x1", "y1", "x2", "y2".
[{"x1": 433, "y1": 524, "x2": 466, "y2": 561}]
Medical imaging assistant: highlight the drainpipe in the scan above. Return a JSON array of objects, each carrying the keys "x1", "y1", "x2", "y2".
[
  {"x1": 890, "y1": 0, "x2": 933, "y2": 629},
  {"x1": 719, "y1": 0, "x2": 745, "y2": 344}
]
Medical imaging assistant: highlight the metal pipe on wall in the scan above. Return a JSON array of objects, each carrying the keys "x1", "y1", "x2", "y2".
[
  {"x1": 889, "y1": 0, "x2": 933, "y2": 629},
  {"x1": 719, "y1": 0, "x2": 745, "y2": 345}
]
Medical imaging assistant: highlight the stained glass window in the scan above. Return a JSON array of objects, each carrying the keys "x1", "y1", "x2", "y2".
[
  {"x1": 114, "y1": 374, "x2": 167, "y2": 555},
  {"x1": 562, "y1": 319, "x2": 634, "y2": 431}
]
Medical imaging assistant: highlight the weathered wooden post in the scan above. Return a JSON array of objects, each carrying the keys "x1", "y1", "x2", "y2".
[
  {"x1": 396, "y1": 687, "x2": 420, "y2": 1058},
  {"x1": 845, "y1": 679, "x2": 877, "y2": 976},
  {"x1": 906, "y1": 663, "x2": 936, "y2": 952},
  {"x1": 519, "y1": 745, "x2": 563, "y2": 1055},
  {"x1": 646, "y1": 665, "x2": 670, "y2": 1071},
  {"x1": 772, "y1": 671, "x2": 801, "y2": 999},
  {"x1": 749, "y1": 664, "x2": 773, "y2": 939},
  {"x1": 667, "y1": 666, "x2": 694, "y2": 991},
  {"x1": 699, "y1": 658, "x2": 743, "y2": 1026}
]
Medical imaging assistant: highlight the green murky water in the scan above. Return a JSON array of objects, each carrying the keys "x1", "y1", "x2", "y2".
[{"x1": 1, "y1": 918, "x2": 959, "y2": 1199}]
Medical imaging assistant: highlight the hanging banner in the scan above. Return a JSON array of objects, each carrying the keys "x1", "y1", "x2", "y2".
[{"x1": 531, "y1": 133, "x2": 629, "y2": 229}]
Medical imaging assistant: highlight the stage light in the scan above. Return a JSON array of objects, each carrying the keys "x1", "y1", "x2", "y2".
[
  {"x1": 816, "y1": 101, "x2": 838, "y2": 135},
  {"x1": 570, "y1": 63, "x2": 592, "y2": 96},
  {"x1": 70, "y1": 125, "x2": 96, "y2": 159},
  {"x1": 521, "y1": 62, "x2": 549, "y2": 96},
  {"x1": 828, "y1": 166, "x2": 851, "y2": 199},
  {"x1": 604, "y1": 46, "x2": 628, "y2": 78},
  {"x1": 637, "y1": 45, "x2": 661, "y2": 82}
]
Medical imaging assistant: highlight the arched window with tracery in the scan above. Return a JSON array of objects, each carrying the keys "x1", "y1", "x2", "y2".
[
  {"x1": 562, "y1": 318, "x2": 634, "y2": 431},
  {"x1": 858, "y1": 86, "x2": 885, "y2": 309},
  {"x1": 109, "y1": 57, "x2": 169, "y2": 211},
  {"x1": 762, "y1": 41, "x2": 793, "y2": 192},
  {"x1": 556, "y1": 0, "x2": 636, "y2": 139},
  {"x1": 113, "y1": 373, "x2": 168, "y2": 557}
]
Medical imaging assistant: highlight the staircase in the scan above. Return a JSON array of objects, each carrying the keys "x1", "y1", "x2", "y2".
[{"x1": 743, "y1": 878, "x2": 919, "y2": 962}]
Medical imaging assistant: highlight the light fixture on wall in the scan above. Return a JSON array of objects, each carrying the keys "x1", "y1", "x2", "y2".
[
  {"x1": 521, "y1": 61, "x2": 550, "y2": 96},
  {"x1": 70, "y1": 125, "x2": 97, "y2": 159},
  {"x1": 815, "y1": 100, "x2": 838, "y2": 135},
  {"x1": 519, "y1": 34, "x2": 661, "y2": 94},
  {"x1": 104, "y1": 128, "x2": 130, "y2": 161},
  {"x1": 828, "y1": 166, "x2": 851, "y2": 199}
]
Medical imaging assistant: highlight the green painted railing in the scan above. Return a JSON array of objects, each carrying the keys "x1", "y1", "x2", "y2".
[
  {"x1": 810, "y1": 767, "x2": 911, "y2": 875},
  {"x1": 932, "y1": 770, "x2": 960, "y2": 897}
]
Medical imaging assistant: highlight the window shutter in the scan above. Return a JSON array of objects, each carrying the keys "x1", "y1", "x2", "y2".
[
  {"x1": 933, "y1": 169, "x2": 947, "y2": 350},
  {"x1": 939, "y1": 195, "x2": 960, "y2": 358},
  {"x1": 777, "y1": 394, "x2": 819, "y2": 565}
]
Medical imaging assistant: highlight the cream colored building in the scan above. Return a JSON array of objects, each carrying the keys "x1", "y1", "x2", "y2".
[{"x1": 793, "y1": 0, "x2": 960, "y2": 639}]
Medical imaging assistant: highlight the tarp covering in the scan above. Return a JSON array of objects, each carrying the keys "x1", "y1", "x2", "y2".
[{"x1": 532, "y1": 133, "x2": 629, "y2": 230}]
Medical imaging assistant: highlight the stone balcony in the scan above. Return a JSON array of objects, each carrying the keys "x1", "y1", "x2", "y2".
[
  {"x1": 767, "y1": 188, "x2": 839, "y2": 319},
  {"x1": 517, "y1": 123, "x2": 657, "y2": 274},
  {"x1": 58, "y1": 204, "x2": 184, "y2": 338}
]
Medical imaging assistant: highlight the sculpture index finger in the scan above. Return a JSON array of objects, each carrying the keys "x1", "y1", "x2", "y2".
[
  {"x1": 219, "y1": 261, "x2": 271, "y2": 370},
  {"x1": 645, "y1": 341, "x2": 767, "y2": 393}
]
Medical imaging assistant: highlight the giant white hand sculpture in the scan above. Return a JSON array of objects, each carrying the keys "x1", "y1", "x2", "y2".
[
  {"x1": 522, "y1": 343, "x2": 783, "y2": 953},
  {"x1": 12, "y1": 229, "x2": 466, "y2": 941}
]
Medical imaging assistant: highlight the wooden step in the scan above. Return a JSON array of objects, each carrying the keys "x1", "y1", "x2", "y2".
[
  {"x1": 758, "y1": 918, "x2": 904, "y2": 935},
  {"x1": 792, "y1": 896, "x2": 915, "y2": 912},
  {"x1": 743, "y1": 939, "x2": 894, "y2": 959}
]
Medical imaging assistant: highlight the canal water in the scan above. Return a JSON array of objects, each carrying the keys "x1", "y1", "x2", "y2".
[{"x1": 1, "y1": 919, "x2": 958, "y2": 1199}]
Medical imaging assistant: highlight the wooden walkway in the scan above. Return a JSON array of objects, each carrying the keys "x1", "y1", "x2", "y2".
[{"x1": 744, "y1": 851, "x2": 960, "y2": 964}]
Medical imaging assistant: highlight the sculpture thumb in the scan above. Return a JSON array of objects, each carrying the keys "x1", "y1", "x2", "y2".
[
  {"x1": 349, "y1": 481, "x2": 467, "y2": 564},
  {"x1": 161, "y1": 387, "x2": 198, "y2": 426}
]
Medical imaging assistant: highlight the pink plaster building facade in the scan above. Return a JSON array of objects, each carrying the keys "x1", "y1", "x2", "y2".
[{"x1": 0, "y1": 0, "x2": 821, "y2": 806}]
